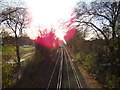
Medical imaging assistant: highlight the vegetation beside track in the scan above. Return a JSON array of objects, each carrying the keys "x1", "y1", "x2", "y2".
[{"x1": 2, "y1": 45, "x2": 35, "y2": 88}]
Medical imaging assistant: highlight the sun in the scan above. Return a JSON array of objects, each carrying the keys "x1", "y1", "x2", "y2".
[{"x1": 24, "y1": 0, "x2": 78, "y2": 44}]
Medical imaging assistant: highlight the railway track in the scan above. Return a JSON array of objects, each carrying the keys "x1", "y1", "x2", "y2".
[
  {"x1": 14, "y1": 46, "x2": 85, "y2": 88},
  {"x1": 47, "y1": 46, "x2": 83, "y2": 89}
]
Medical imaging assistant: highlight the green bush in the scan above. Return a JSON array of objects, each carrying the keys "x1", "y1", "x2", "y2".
[
  {"x1": 75, "y1": 52, "x2": 85, "y2": 63},
  {"x1": 2, "y1": 62, "x2": 17, "y2": 88},
  {"x1": 105, "y1": 73, "x2": 120, "y2": 88},
  {"x1": 83, "y1": 53, "x2": 98, "y2": 74},
  {"x1": 76, "y1": 51, "x2": 120, "y2": 88},
  {"x1": 2, "y1": 45, "x2": 16, "y2": 57}
]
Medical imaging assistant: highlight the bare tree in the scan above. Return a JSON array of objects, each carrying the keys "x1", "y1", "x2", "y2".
[
  {"x1": 1, "y1": 7, "x2": 28, "y2": 67},
  {"x1": 76, "y1": 1, "x2": 120, "y2": 67},
  {"x1": 76, "y1": 1, "x2": 120, "y2": 44}
]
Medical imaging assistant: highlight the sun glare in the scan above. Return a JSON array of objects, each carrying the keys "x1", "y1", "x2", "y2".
[{"x1": 24, "y1": 0, "x2": 78, "y2": 48}]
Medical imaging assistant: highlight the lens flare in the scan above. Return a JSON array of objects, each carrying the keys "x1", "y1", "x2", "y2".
[
  {"x1": 35, "y1": 30, "x2": 63, "y2": 48},
  {"x1": 24, "y1": 0, "x2": 77, "y2": 48}
]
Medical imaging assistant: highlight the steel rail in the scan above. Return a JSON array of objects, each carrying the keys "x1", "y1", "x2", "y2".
[
  {"x1": 47, "y1": 49, "x2": 61, "y2": 89},
  {"x1": 64, "y1": 47, "x2": 83, "y2": 88},
  {"x1": 57, "y1": 48, "x2": 64, "y2": 90},
  {"x1": 63, "y1": 48, "x2": 71, "y2": 89}
]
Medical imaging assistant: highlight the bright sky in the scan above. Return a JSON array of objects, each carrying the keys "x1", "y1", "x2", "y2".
[
  {"x1": 24, "y1": 0, "x2": 79, "y2": 40},
  {"x1": 1, "y1": 0, "x2": 95, "y2": 40}
]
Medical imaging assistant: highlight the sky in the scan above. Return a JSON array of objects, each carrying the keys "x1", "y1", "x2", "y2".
[
  {"x1": 1, "y1": 0, "x2": 95, "y2": 41},
  {"x1": 23, "y1": 0, "x2": 80, "y2": 40}
]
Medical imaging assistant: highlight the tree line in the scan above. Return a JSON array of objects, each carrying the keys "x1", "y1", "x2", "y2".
[{"x1": 67, "y1": 1, "x2": 120, "y2": 88}]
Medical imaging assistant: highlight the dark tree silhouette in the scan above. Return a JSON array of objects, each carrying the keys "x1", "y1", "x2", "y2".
[
  {"x1": 76, "y1": 1, "x2": 120, "y2": 44},
  {"x1": 1, "y1": 7, "x2": 28, "y2": 67}
]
